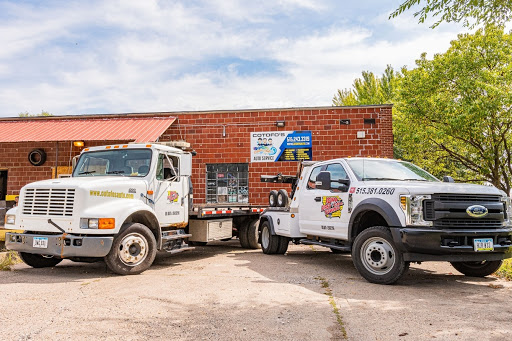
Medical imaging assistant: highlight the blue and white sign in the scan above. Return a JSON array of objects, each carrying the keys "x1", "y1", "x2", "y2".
[{"x1": 250, "y1": 131, "x2": 312, "y2": 162}]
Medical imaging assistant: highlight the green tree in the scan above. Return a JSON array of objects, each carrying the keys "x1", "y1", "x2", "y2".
[
  {"x1": 18, "y1": 111, "x2": 53, "y2": 117},
  {"x1": 332, "y1": 65, "x2": 399, "y2": 106},
  {"x1": 390, "y1": 0, "x2": 512, "y2": 28},
  {"x1": 396, "y1": 25, "x2": 512, "y2": 193}
]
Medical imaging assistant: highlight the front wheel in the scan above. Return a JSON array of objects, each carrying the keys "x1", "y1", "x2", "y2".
[
  {"x1": 450, "y1": 260, "x2": 503, "y2": 277},
  {"x1": 105, "y1": 223, "x2": 157, "y2": 275},
  {"x1": 352, "y1": 226, "x2": 409, "y2": 285},
  {"x1": 19, "y1": 252, "x2": 62, "y2": 268},
  {"x1": 260, "y1": 221, "x2": 279, "y2": 254}
]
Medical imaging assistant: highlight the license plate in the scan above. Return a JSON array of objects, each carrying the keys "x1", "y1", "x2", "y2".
[
  {"x1": 33, "y1": 237, "x2": 48, "y2": 249},
  {"x1": 473, "y1": 238, "x2": 494, "y2": 252}
]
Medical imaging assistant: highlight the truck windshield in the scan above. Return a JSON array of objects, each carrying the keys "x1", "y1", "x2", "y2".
[
  {"x1": 346, "y1": 159, "x2": 439, "y2": 182},
  {"x1": 73, "y1": 149, "x2": 152, "y2": 177}
]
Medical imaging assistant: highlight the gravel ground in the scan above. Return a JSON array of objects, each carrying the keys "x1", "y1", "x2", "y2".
[{"x1": 1, "y1": 241, "x2": 511, "y2": 341}]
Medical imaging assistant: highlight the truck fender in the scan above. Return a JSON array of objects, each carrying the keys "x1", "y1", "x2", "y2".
[
  {"x1": 257, "y1": 215, "x2": 276, "y2": 243},
  {"x1": 348, "y1": 198, "x2": 402, "y2": 242},
  {"x1": 82, "y1": 201, "x2": 161, "y2": 247}
]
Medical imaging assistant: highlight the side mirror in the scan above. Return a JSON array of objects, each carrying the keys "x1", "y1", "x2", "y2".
[
  {"x1": 315, "y1": 171, "x2": 331, "y2": 190},
  {"x1": 443, "y1": 176, "x2": 455, "y2": 183},
  {"x1": 337, "y1": 179, "x2": 351, "y2": 192}
]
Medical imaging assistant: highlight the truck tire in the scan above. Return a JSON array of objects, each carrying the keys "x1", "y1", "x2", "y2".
[
  {"x1": 18, "y1": 252, "x2": 62, "y2": 268},
  {"x1": 450, "y1": 260, "x2": 503, "y2": 277},
  {"x1": 269, "y1": 190, "x2": 278, "y2": 207},
  {"x1": 277, "y1": 189, "x2": 289, "y2": 207},
  {"x1": 352, "y1": 226, "x2": 409, "y2": 285},
  {"x1": 105, "y1": 223, "x2": 157, "y2": 275},
  {"x1": 246, "y1": 219, "x2": 260, "y2": 249},
  {"x1": 238, "y1": 224, "x2": 250, "y2": 248},
  {"x1": 260, "y1": 221, "x2": 280, "y2": 254},
  {"x1": 276, "y1": 236, "x2": 290, "y2": 254}
]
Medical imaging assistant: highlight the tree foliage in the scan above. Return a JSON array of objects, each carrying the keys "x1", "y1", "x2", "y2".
[
  {"x1": 390, "y1": 0, "x2": 512, "y2": 28},
  {"x1": 396, "y1": 25, "x2": 512, "y2": 193},
  {"x1": 332, "y1": 65, "x2": 399, "y2": 106},
  {"x1": 18, "y1": 111, "x2": 53, "y2": 117}
]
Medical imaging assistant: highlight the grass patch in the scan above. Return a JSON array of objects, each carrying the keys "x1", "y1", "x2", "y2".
[
  {"x1": 315, "y1": 276, "x2": 348, "y2": 340},
  {"x1": 495, "y1": 259, "x2": 512, "y2": 281},
  {"x1": 0, "y1": 251, "x2": 22, "y2": 271}
]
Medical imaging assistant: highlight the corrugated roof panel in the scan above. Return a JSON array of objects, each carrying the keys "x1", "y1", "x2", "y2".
[{"x1": 0, "y1": 117, "x2": 175, "y2": 143}]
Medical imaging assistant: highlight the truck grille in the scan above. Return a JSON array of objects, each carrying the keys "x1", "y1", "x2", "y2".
[
  {"x1": 22, "y1": 188, "x2": 75, "y2": 216},
  {"x1": 425, "y1": 194, "x2": 504, "y2": 229}
]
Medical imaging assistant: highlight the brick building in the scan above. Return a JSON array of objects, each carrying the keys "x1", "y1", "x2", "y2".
[{"x1": 0, "y1": 105, "x2": 393, "y2": 217}]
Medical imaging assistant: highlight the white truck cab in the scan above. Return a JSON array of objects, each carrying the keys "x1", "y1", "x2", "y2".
[
  {"x1": 4, "y1": 143, "x2": 261, "y2": 274},
  {"x1": 259, "y1": 157, "x2": 512, "y2": 284}
]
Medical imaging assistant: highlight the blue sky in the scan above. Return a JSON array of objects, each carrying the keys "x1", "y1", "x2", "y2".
[{"x1": 0, "y1": 0, "x2": 470, "y2": 117}]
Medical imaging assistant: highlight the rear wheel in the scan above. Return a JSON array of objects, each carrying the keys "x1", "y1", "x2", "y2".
[
  {"x1": 260, "y1": 221, "x2": 279, "y2": 254},
  {"x1": 450, "y1": 260, "x2": 503, "y2": 277},
  {"x1": 352, "y1": 226, "x2": 409, "y2": 285},
  {"x1": 19, "y1": 252, "x2": 62, "y2": 268},
  {"x1": 238, "y1": 224, "x2": 250, "y2": 248},
  {"x1": 105, "y1": 223, "x2": 157, "y2": 275},
  {"x1": 246, "y1": 219, "x2": 260, "y2": 249}
]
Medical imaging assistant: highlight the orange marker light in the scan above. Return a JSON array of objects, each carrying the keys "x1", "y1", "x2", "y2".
[
  {"x1": 146, "y1": 144, "x2": 152, "y2": 147},
  {"x1": 122, "y1": 145, "x2": 128, "y2": 148},
  {"x1": 114, "y1": 145, "x2": 119, "y2": 149},
  {"x1": 84, "y1": 148, "x2": 89, "y2": 151},
  {"x1": 106, "y1": 146, "x2": 111, "y2": 149},
  {"x1": 98, "y1": 218, "x2": 115, "y2": 229},
  {"x1": 291, "y1": 214, "x2": 295, "y2": 218},
  {"x1": 147, "y1": 190, "x2": 154, "y2": 195}
]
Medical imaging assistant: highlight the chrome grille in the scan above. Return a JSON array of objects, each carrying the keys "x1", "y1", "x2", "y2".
[{"x1": 22, "y1": 188, "x2": 75, "y2": 216}]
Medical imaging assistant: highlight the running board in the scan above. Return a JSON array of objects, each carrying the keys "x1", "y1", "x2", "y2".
[
  {"x1": 299, "y1": 239, "x2": 351, "y2": 252},
  {"x1": 164, "y1": 245, "x2": 195, "y2": 254},
  {"x1": 162, "y1": 233, "x2": 193, "y2": 241}
]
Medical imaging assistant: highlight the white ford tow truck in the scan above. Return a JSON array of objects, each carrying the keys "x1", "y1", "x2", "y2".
[
  {"x1": 259, "y1": 158, "x2": 512, "y2": 284},
  {"x1": 3, "y1": 143, "x2": 263, "y2": 274}
]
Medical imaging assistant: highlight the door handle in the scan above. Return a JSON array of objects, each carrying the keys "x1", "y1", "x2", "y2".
[{"x1": 314, "y1": 197, "x2": 321, "y2": 202}]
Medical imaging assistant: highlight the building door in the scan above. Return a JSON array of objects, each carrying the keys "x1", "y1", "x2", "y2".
[{"x1": 0, "y1": 170, "x2": 7, "y2": 200}]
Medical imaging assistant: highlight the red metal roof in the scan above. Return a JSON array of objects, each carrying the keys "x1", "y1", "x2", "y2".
[{"x1": 0, "y1": 117, "x2": 175, "y2": 143}]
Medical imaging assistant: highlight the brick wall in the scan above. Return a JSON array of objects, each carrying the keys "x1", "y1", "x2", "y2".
[
  {"x1": 161, "y1": 106, "x2": 393, "y2": 205},
  {"x1": 0, "y1": 106, "x2": 393, "y2": 205}
]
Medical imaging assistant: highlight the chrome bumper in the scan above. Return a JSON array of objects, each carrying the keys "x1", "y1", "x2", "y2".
[{"x1": 6, "y1": 232, "x2": 113, "y2": 258}]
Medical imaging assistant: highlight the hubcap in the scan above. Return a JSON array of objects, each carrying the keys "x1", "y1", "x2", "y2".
[
  {"x1": 277, "y1": 194, "x2": 283, "y2": 206},
  {"x1": 262, "y1": 226, "x2": 270, "y2": 249},
  {"x1": 360, "y1": 237, "x2": 396, "y2": 275},
  {"x1": 270, "y1": 195, "x2": 275, "y2": 206},
  {"x1": 119, "y1": 233, "x2": 147, "y2": 266}
]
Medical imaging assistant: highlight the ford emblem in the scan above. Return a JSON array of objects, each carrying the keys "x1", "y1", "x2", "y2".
[{"x1": 466, "y1": 205, "x2": 488, "y2": 218}]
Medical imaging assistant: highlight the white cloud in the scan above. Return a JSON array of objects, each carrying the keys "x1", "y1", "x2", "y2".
[{"x1": 0, "y1": 0, "x2": 474, "y2": 117}]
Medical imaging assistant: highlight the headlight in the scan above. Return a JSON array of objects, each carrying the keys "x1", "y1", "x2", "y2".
[
  {"x1": 501, "y1": 196, "x2": 512, "y2": 226},
  {"x1": 80, "y1": 218, "x2": 115, "y2": 229},
  {"x1": 400, "y1": 195, "x2": 433, "y2": 227},
  {"x1": 5, "y1": 214, "x2": 15, "y2": 225}
]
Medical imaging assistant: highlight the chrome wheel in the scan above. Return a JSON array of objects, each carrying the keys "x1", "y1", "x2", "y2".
[
  {"x1": 360, "y1": 236, "x2": 396, "y2": 275},
  {"x1": 119, "y1": 233, "x2": 147, "y2": 266},
  {"x1": 261, "y1": 225, "x2": 270, "y2": 249}
]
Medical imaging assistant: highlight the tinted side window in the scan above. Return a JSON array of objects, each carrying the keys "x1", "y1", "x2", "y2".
[
  {"x1": 326, "y1": 163, "x2": 348, "y2": 191},
  {"x1": 307, "y1": 166, "x2": 323, "y2": 189}
]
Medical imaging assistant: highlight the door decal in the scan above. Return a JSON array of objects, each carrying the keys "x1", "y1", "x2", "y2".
[
  {"x1": 321, "y1": 196, "x2": 344, "y2": 218},
  {"x1": 167, "y1": 191, "x2": 179, "y2": 203}
]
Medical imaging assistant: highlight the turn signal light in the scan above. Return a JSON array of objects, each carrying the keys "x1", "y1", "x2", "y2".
[
  {"x1": 98, "y1": 218, "x2": 115, "y2": 229},
  {"x1": 147, "y1": 190, "x2": 154, "y2": 195}
]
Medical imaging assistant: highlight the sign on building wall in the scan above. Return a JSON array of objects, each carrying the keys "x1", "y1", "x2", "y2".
[{"x1": 250, "y1": 131, "x2": 312, "y2": 162}]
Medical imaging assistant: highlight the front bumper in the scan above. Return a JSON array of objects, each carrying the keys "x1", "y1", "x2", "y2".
[
  {"x1": 6, "y1": 232, "x2": 114, "y2": 258},
  {"x1": 391, "y1": 227, "x2": 512, "y2": 262}
]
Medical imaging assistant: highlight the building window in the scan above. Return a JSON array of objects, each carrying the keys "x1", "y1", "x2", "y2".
[{"x1": 206, "y1": 163, "x2": 249, "y2": 203}]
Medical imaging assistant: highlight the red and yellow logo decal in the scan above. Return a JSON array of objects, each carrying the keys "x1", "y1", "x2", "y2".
[
  {"x1": 321, "y1": 196, "x2": 344, "y2": 218},
  {"x1": 167, "y1": 191, "x2": 179, "y2": 203}
]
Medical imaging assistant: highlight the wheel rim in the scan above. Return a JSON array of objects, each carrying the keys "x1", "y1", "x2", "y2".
[
  {"x1": 360, "y1": 237, "x2": 396, "y2": 275},
  {"x1": 119, "y1": 233, "x2": 148, "y2": 266},
  {"x1": 261, "y1": 226, "x2": 270, "y2": 249},
  {"x1": 277, "y1": 194, "x2": 283, "y2": 206},
  {"x1": 269, "y1": 195, "x2": 275, "y2": 206}
]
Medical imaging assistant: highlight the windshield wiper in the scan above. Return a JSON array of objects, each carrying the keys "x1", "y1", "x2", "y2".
[
  {"x1": 79, "y1": 171, "x2": 96, "y2": 175},
  {"x1": 401, "y1": 178, "x2": 429, "y2": 181},
  {"x1": 107, "y1": 171, "x2": 125, "y2": 174},
  {"x1": 362, "y1": 177, "x2": 401, "y2": 181}
]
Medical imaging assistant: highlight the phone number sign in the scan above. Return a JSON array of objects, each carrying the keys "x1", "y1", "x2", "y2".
[{"x1": 250, "y1": 131, "x2": 312, "y2": 162}]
